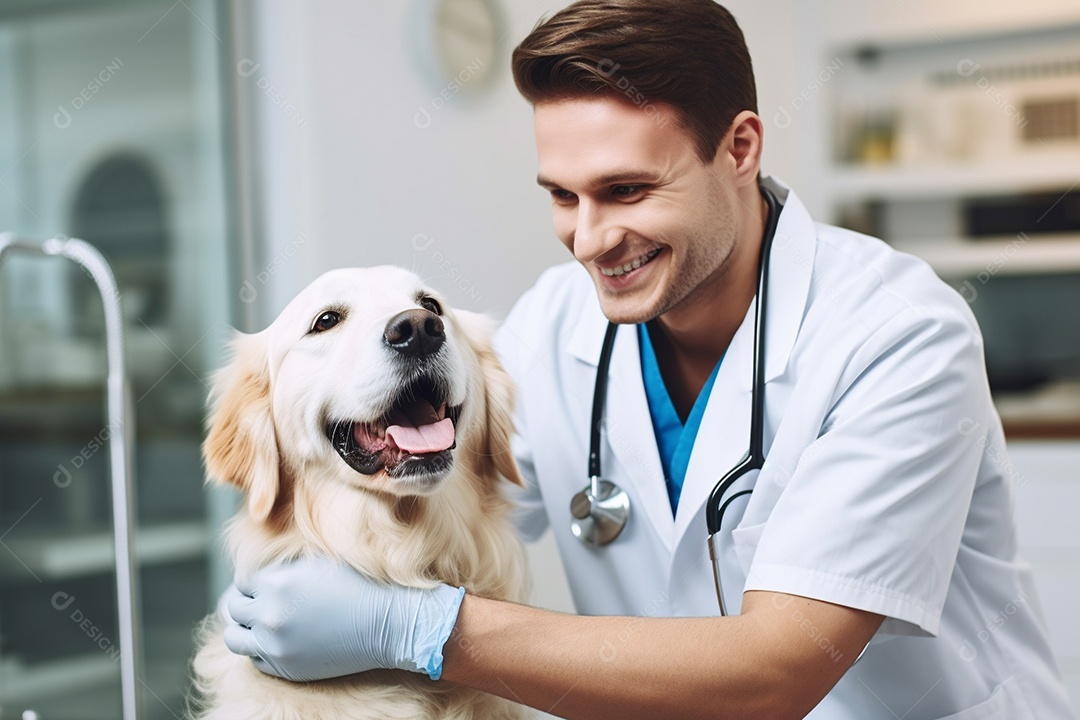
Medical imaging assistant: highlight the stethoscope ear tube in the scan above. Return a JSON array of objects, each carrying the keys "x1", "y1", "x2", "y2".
[{"x1": 704, "y1": 185, "x2": 782, "y2": 537}]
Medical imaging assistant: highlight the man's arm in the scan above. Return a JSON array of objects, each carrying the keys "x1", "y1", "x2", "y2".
[
  {"x1": 225, "y1": 558, "x2": 881, "y2": 714},
  {"x1": 443, "y1": 590, "x2": 883, "y2": 720}
]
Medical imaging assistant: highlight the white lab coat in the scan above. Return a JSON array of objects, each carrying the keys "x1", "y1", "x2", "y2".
[{"x1": 495, "y1": 178, "x2": 1075, "y2": 719}]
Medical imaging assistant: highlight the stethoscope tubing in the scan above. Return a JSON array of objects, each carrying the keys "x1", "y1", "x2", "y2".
[{"x1": 589, "y1": 322, "x2": 621, "y2": 493}]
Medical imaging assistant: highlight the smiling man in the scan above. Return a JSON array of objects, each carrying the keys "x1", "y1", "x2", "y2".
[{"x1": 223, "y1": 1, "x2": 1074, "y2": 718}]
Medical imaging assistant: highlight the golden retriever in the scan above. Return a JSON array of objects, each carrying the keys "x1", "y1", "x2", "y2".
[{"x1": 189, "y1": 267, "x2": 529, "y2": 720}]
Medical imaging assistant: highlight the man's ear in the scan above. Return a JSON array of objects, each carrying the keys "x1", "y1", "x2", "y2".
[
  {"x1": 719, "y1": 109, "x2": 764, "y2": 189},
  {"x1": 456, "y1": 311, "x2": 525, "y2": 487},
  {"x1": 203, "y1": 330, "x2": 281, "y2": 521}
]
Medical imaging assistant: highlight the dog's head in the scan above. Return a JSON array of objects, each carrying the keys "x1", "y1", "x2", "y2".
[{"x1": 203, "y1": 267, "x2": 523, "y2": 523}]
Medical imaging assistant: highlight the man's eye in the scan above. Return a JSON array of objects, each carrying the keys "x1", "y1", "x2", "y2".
[
  {"x1": 612, "y1": 185, "x2": 645, "y2": 198},
  {"x1": 551, "y1": 189, "x2": 576, "y2": 203},
  {"x1": 311, "y1": 310, "x2": 342, "y2": 333},
  {"x1": 418, "y1": 296, "x2": 442, "y2": 315}
]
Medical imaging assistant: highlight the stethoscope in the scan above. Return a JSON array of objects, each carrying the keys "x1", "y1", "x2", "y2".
[{"x1": 570, "y1": 184, "x2": 782, "y2": 617}]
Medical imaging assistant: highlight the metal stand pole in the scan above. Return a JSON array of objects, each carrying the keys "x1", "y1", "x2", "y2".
[{"x1": 0, "y1": 232, "x2": 142, "y2": 720}]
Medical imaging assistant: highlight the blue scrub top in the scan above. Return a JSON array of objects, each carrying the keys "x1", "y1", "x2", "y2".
[{"x1": 637, "y1": 323, "x2": 723, "y2": 515}]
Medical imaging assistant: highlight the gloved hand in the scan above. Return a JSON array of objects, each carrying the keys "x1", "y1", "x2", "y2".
[{"x1": 222, "y1": 555, "x2": 465, "y2": 682}]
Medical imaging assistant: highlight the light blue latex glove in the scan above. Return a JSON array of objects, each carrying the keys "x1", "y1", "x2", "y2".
[{"x1": 222, "y1": 555, "x2": 465, "y2": 682}]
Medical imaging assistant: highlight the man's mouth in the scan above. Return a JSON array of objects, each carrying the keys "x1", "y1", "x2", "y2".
[
  {"x1": 599, "y1": 248, "x2": 661, "y2": 277},
  {"x1": 326, "y1": 376, "x2": 461, "y2": 480}
]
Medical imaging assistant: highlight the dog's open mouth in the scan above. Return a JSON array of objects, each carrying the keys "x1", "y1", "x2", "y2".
[{"x1": 326, "y1": 376, "x2": 462, "y2": 480}]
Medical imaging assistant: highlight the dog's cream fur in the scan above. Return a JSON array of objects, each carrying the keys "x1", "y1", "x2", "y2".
[{"x1": 190, "y1": 267, "x2": 529, "y2": 720}]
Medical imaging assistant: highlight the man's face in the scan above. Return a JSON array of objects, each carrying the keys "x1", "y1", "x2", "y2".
[{"x1": 534, "y1": 96, "x2": 740, "y2": 325}]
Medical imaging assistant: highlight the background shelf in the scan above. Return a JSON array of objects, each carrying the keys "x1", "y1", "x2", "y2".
[
  {"x1": 830, "y1": 159, "x2": 1080, "y2": 203},
  {"x1": 893, "y1": 234, "x2": 1080, "y2": 277}
]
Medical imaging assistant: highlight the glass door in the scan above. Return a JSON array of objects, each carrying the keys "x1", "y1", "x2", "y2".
[{"x1": 0, "y1": 1, "x2": 234, "y2": 716}]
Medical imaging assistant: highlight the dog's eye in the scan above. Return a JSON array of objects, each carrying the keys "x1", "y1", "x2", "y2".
[
  {"x1": 311, "y1": 310, "x2": 342, "y2": 333},
  {"x1": 418, "y1": 296, "x2": 442, "y2": 315}
]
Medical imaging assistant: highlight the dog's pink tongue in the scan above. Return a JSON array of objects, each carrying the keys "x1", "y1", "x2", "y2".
[
  {"x1": 387, "y1": 418, "x2": 454, "y2": 453},
  {"x1": 386, "y1": 400, "x2": 455, "y2": 454}
]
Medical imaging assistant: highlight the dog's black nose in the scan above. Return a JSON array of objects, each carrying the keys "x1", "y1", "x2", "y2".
[{"x1": 384, "y1": 309, "x2": 445, "y2": 357}]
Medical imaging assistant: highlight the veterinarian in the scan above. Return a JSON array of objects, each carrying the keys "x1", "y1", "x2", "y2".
[{"x1": 223, "y1": 1, "x2": 1076, "y2": 717}]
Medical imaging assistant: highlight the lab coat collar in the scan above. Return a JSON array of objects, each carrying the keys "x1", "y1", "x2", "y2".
[{"x1": 564, "y1": 177, "x2": 816, "y2": 550}]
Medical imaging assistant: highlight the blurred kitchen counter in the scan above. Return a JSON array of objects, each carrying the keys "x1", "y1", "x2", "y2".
[{"x1": 996, "y1": 380, "x2": 1080, "y2": 439}]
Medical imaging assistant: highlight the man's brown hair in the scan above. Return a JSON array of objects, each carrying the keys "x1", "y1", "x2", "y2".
[{"x1": 511, "y1": 0, "x2": 757, "y2": 164}]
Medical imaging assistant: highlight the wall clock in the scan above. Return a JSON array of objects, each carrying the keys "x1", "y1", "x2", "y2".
[{"x1": 414, "y1": 0, "x2": 501, "y2": 95}]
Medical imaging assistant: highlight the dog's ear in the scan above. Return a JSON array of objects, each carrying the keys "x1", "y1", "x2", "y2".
[
  {"x1": 456, "y1": 311, "x2": 525, "y2": 487},
  {"x1": 203, "y1": 330, "x2": 281, "y2": 521}
]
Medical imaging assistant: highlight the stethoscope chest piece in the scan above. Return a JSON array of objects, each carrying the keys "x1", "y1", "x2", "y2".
[{"x1": 570, "y1": 476, "x2": 630, "y2": 545}]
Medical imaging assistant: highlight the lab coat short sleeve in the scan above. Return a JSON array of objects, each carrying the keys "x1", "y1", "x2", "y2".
[
  {"x1": 494, "y1": 287, "x2": 550, "y2": 543},
  {"x1": 744, "y1": 304, "x2": 989, "y2": 637}
]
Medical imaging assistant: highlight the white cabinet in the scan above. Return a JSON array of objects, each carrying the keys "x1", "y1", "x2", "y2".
[{"x1": 1008, "y1": 441, "x2": 1080, "y2": 712}]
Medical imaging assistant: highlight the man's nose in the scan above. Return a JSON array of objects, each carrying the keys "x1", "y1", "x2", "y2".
[{"x1": 571, "y1": 201, "x2": 619, "y2": 263}]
